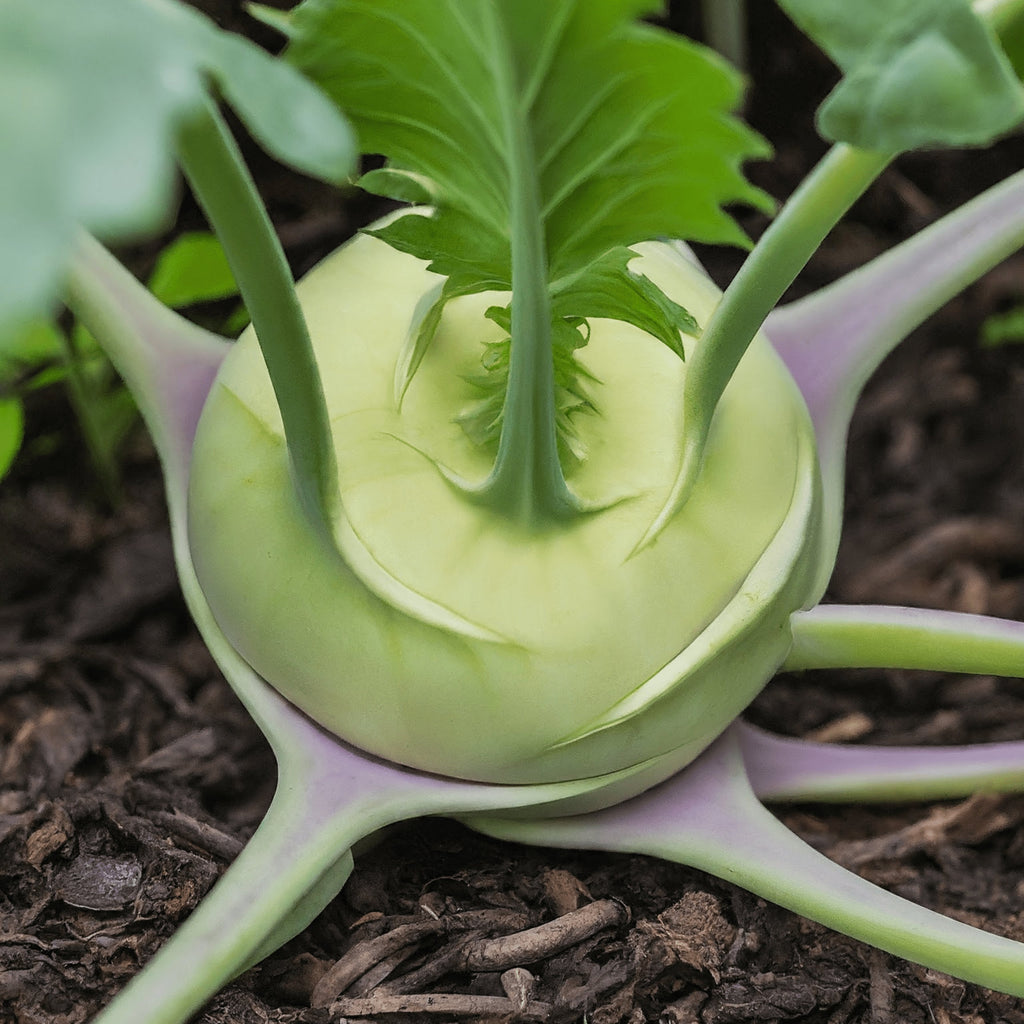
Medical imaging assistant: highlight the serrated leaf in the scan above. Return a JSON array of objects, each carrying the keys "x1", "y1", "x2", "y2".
[
  {"x1": 148, "y1": 232, "x2": 239, "y2": 309},
  {"x1": 551, "y1": 248, "x2": 699, "y2": 358},
  {"x1": 0, "y1": 0, "x2": 355, "y2": 336},
  {"x1": 458, "y1": 308, "x2": 599, "y2": 464},
  {"x1": 290, "y1": 0, "x2": 769, "y2": 269},
  {"x1": 288, "y1": 0, "x2": 766, "y2": 461},
  {"x1": 778, "y1": 0, "x2": 1024, "y2": 151},
  {"x1": 363, "y1": 210, "x2": 509, "y2": 292}
]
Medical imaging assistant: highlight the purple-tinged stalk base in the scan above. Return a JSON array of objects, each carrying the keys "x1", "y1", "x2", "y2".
[
  {"x1": 739, "y1": 720, "x2": 1024, "y2": 803},
  {"x1": 467, "y1": 725, "x2": 1024, "y2": 996},
  {"x1": 65, "y1": 234, "x2": 229, "y2": 497},
  {"x1": 766, "y1": 167, "x2": 1024, "y2": 594}
]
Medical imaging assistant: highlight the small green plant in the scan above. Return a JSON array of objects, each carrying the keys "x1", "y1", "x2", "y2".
[
  {"x1": 0, "y1": 320, "x2": 59, "y2": 479},
  {"x1": 982, "y1": 304, "x2": 1024, "y2": 344},
  {"x1": 5, "y1": 1, "x2": 1024, "y2": 1020},
  {"x1": 0, "y1": 230, "x2": 238, "y2": 495}
]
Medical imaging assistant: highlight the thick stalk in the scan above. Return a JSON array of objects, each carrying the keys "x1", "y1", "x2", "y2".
[
  {"x1": 786, "y1": 604, "x2": 1024, "y2": 676},
  {"x1": 639, "y1": 145, "x2": 890, "y2": 548},
  {"x1": 767, "y1": 166, "x2": 1024, "y2": 598},
  {"x1": 738, "y1": 721, "x2": 1024, "y2": 804},
  {"x1": 176, "y1": 99, "x2": 338, "y2": 536},
  {"x1": 473, "y1": 2, "x2": 575, "y2": 524},
  {"x1": 62, "y1": 233, "x2": 228, "y2": 507}
]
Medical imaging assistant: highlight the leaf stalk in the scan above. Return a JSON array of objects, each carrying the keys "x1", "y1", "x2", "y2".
[
  {"x1": 639, "y1": 144, "x2": 890, "y2": 549},
  {"x1": 467, "y1": 3, "x2": 577, "y2": 525},
  {"x1": 175, "y1": 98, "x2": 339, "y2": 537}
]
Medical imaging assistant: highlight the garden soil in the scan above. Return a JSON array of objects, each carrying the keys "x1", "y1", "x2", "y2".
[{"x1": 3, "y1": 3, "x2": 1024, "y2": 1022}]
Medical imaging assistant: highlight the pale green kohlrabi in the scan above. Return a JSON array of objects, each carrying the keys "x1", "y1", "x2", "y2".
[{"x1": 187, "y1": 226, "x2": 822, "y2": 787}]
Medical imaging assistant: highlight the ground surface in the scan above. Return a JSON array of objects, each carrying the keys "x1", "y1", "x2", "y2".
[{"x1": 3, "y1": 3, "x2": 1024, "y2": 1023}]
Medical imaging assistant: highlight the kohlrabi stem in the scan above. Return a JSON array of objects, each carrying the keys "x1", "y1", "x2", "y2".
[
  {"x1": 176, "y1": 98, "x2": 339, "y2": 536},
  {"x1": 702, "y1": 0, "x2": 747, "y2": 71},
  {"x1": 639, "y1": 144, "x2": 890, "y2": 548},
  {"x1": 786, "y1": 604, "x2": 1024, "y2": 676},
  {"x1": 768, "y1": 166, "x2": 1024, "y2": 598},
  {"x1": 470, "y1": 2, "x2": 576, "y2": 525},
  {"x1": 62, "y1": 234, "x2": 229, "y2": 508},
  {"x1": 58, "y1": 327, "x2": 123, "y2": 505}
]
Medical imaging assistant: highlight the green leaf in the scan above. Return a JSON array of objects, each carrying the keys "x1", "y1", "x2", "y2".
[
  {"x1": 986, "y1": 0, "x2": 1024, "y2": 80},
  {"x1": 359, "y1": 168, "x2": 437, "y2": 206},
  {"x1": 199, "y1": 23, "x2": 357, "y2": 185},
  {"x1": 777, "y1": 0, "x2": 1024, "y2": 151},
  {"x1": 291, "y1": 0, "x2": 769, "y2": 268},
  {"x1": 288, "y1": 0, "x2": 767, "y2": 462},
  {"x1": 0, "y1": 320, "x2": 65, "y2": 381},
  {"x1": 0, "y1": 398, "x2": 23, "y2": 481},
  {"x1": 550, "y1": 248, "x2": 699, "y2": 358},
  {"x1": 981, "y1": 305, "x2": 1024, "y2": 346},
  {"x1": 0, "y1": 0, "x2": 355, "y2": 337},
  {"x1": 148, "y1": 232, "x2": 240, "y2": 308},
  {"x1": 458, "y1": 305, "x2": 600, "y2": 465},
  {"x1": 388, "y1": 242, "x2": 700, "y2": 397},
  {"x1": 393, "y1": 277, "x2": 489, "y2": 406}
]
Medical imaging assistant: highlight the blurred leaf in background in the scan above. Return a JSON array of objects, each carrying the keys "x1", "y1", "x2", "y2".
[{"x1": 0, "y1": 232, "x2": 240, "y2": 490}]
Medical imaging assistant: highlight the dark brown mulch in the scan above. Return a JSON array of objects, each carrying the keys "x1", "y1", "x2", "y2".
[{"x1": 4, "y1": 3, "x2": 1024, "y2": 1023}]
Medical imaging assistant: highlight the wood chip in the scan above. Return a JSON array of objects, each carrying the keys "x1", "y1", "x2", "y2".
[
  {"x1": 312, "y1": 918, "x2": 446, "y2": 1007},
  {"x1": 329, "y1": 992, "x2": 554, "y2": 1020},
  {"x1": 805, "y1": 712, "x2": 874, "y2": 744},
  {"x1": 148, "y1": 809, "x2": 243, "y2": 861},
  {"x1": 314, "y1": 900, "x2": 627, "y2": 1009},
  {"x1": 500, "y1": 967, "x2": 536, "y2": 1012},
  {"x1": 137, "y1": 728, "x2": 218, "y2": 774},
  {"x1": 55, "y1": 855, "x2": 142, "y2": 911},
  {"x1": 828, "y1": 793, "x2": 1024, "y2": 869},
  {"x1": 539, "y1": 867, "x2": 590, "y2": 916},
  {"x1": 461, "y1": 899, "x2": 628, "y2": 972}
]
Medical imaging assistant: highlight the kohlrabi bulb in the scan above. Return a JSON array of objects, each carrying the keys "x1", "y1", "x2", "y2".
[{"x1": 187, "y1": 231, "x2": 822, "y2": 785}]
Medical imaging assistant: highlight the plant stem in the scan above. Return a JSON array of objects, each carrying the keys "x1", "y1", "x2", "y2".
[
  {"x1": 62, "y1": 233, "x2": 229, "y2": 506},
  {"x1": 176, "y1": 98, "x2": 339, "y2": 536},
  {"x1": 58, "y1": 327, "x2": 123, "y2": 505},
  {"x1": 786, "y1": 604, "x2": 1024, "y2": 676},
  {"x1": 766, "y1": 165, "x2": 1024, "y2": 598},
  {"x1": 738, "y1": 720, "x2": 1024, "y2": 804},
  {"x1": 702, "y1": 0, "x2": 747, "y2": 71},
  {"x1": 472, "y1": 2, "x2": 575, "y2": 525},
  {"x1": 639, "y1": 144, "x2": 890, "y2": 548}
]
